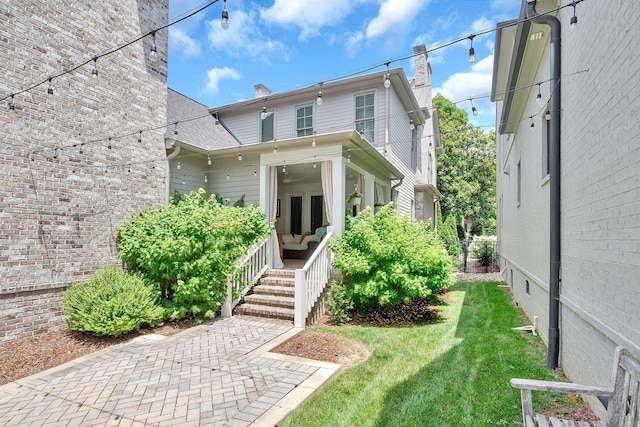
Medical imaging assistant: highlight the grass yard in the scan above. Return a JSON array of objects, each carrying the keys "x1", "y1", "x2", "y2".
[{"x1": 281, "y1": 281, "x2": 573, "y2": 427}]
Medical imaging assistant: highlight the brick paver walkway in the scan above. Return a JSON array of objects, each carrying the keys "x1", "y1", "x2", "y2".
[{"x1": 0, "y1": 316, "x2": 338, "y2": 427}]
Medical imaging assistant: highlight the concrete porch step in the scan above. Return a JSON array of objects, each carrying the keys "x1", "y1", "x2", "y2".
[
  {"x1": 243, "y1": 293, "x2": 295, "y2": 309},
  {"x1": 234, "y1": 303, "x2": 294, "y2": 321}
]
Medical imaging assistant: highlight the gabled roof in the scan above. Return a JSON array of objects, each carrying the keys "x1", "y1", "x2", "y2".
[{"x1": 166, "y1": 88, "x2": 239, "y2": 151}]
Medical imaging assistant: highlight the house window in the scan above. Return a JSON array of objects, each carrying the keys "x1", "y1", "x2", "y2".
[
  {"x1": 411, "y1": 127, "x2": 418, "y2": 170},
  {"x1": 261, "y1": 109, "x2": 275, "y2": 142},
  {"x1": 355, "y1": 92, "x2": 375, "y2": 142},
  {"x1": 296, "y1": 104, "x2": 313, "y2": 137},
  {"x1": 517, "y1": 160, "x2": 521, "y2": 206}
]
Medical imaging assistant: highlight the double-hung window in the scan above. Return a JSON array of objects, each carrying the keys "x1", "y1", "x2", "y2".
[
  {"x1": 355, "y1": 93, "x2": 375, "y2": 142},
  {"x1": 261, "y1": 109, "x2": 275, "y2": 142},
  {"x1": 296, "y1": 104, "x2": 313, "y2": 136}
]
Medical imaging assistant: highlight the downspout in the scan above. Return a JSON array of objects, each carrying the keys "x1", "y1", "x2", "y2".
[
  {"x1": 391, "y1": 177, "x2": 403, "y2": 208},
  {"x1": 385, "y1": 67, "x2": 391, "y2": 156},
  {"x1": 526, "y1": 0, "x2": 561, "y2": 370}
]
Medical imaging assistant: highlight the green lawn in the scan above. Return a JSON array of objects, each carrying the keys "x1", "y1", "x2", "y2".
[{"x1": 281, "y1": 281, "x2": 572, "y2": 427}]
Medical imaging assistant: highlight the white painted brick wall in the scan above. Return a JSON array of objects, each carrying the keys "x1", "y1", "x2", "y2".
[
  {"x1": 497, "y1": 0, "x2": 640, "y2": 389},
  {"x1": 0, "y1": 0, "x2": 168, "y2": 342}
]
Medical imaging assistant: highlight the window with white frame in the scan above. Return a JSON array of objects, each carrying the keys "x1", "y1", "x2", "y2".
[
  {"x1": 296, "y1": 104, "x2": 313, "y2": 137},
  {"x1": 355, "y1": 92, "x2": 375, "y2": 142},
  {"x1": 260, "y1": 109, "x2": 274, "y2": 142}
]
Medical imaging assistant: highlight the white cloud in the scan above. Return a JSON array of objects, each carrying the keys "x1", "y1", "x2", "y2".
[
  {"x1": 260, "y1": 0, "x2": 354, "y2": 41},
  {"x1": 366, "y1": 0, "x2": 429, "y2": 39},
  {"x1": 344, "y1": 31, "x2": 364, "y2": 58},
  {"x1": 206, "y1": 67, "x2": 241, "y2": 93},
  {"x1": 471, "y1": 16, "x2": 495, "y2": 34},
  {"x1": 434, "y1": 54, "x2": 494, "y2": 116},
  {"x1": 169, "y1": 27, "x2": 201, "y2": 57},
  {"x1": 206, "y1": 9, "x2": 288, "y2": 63}
]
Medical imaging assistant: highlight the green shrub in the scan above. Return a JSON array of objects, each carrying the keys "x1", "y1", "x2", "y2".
[
  {"x1": 117, "y1": 189, "x2": 271, "y2": 322},
  {"x1": 437, "y1": 214, "x2": 462, "y2": 257},
  {"x1": 61, "y1": 266, "x2": 165, "y2": 336},
  {"x1": 327, "y1": 279, "x2": 354, "y2": 324},
  {"x1": 330, "y1": 204, "x2": 455, "y2": 313},
  {"x1": 471, "y1": 235, "x2": 497, "y2": 266}
]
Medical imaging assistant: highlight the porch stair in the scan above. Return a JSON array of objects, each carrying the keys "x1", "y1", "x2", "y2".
[{"x1": 234, "y1": 269, "x2": 295, "y2": 322}]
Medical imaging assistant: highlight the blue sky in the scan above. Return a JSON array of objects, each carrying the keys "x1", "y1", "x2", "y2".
[{"x1": 168, "y1": 0, "x2": 521, "y2": 129}]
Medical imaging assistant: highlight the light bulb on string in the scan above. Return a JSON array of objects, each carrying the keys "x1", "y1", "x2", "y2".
[
  {"x1": 182, "y1": 175, "x2": 186, "y2": 185},
  {"x1": 316, "y1": 83, "x2": 323, "y2": 105},
  {"x1": 409, "y1": 119, "x2": 415, "y2": 129},
  {"x1": 237, "y1": 150, "x2": 242, "y2": 161},
  {"x1": 545, "y1": 110, "x2": 551, "y2": 121},
  {"x1": 226, "y1": 169, "x2": 230, "y2": 180},
  {"x1": 173, "y1": 122, "x2": 178, "y2": 136},
  {"x1": 312, "y1": 132, "x2": 316, "y2": 147},
  {"x1": 470, "y1": 99, "x2": 478, "y2": 116},
  {"x1": 313, "y1": 155, "x2": 317, "y2": 169},
  {"x1": 468, "y1": 35, "x2": 476, "y2": 63},
  {"x1": 92, "y1": 57, "x2": 99, "y2": 78},
  {"x1": 254, "y1": 169, "x2": 257, "y2": 177},
  {"x1": 384, "y1": 62, "x2": 391, "y2": 88},
  {"x1": 282, "y1": 161, "x2": 287, "y2": 174},
  {"x1": 149, "y1": 31, "x2": 158, "y2": 62},
  {"x1": 530, "y1": 116, "x2": 535, "y2": 131},
  {"x1": 108, "y1": 138, "x2": 112, "y2": 149},
  {"x1": 207, "y1": 154, "x2": 212, "y2": 165},
  {"x1": 536, "y1": 83, "x2": 542, "y2": 102},
  {"x1": 137, "y1": 131, "x2": 142, "y2": 143},
  {"x1": 570, "y1": 1, "x2": 578, "y2": 32},
  {"x1": 47, "y1": 78, "x2": 54, "y2": 95},
  {"x1": 8, "y1": 95, "x2": 15, "y2": 111},
  {"x1": 273, "y1": 144, "x2": 278, "y2": 154},
  {"x1": 204, "y1": 174, "x2": 208, "y2": 183},
  {"x1": 347, "y1": 150, "x2": 351, "y2": 163},
  {"x1": 261, "y1": 106, "x2": 267, "y2": 120},
  {"x1": 177, "y1": 161, "x2": 181, "y2": 170},
  {"x1": 221, "y1": 0, "x2": 229, "y2": 30}
]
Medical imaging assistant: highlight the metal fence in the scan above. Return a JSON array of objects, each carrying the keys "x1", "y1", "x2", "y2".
[{"x1": 444, "y1": 238, "x2": 499, "y2": 273}]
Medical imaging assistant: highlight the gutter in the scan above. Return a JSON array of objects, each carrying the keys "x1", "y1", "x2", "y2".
[{"x1": 526, "y1": 0, "x2": 561, "y2": 370}]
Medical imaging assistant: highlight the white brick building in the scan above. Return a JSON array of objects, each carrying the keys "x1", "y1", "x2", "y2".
[
  {"x1": 0, "y1": 0, "x2": 169, "y2": 342},
  {"x1": 492, "y1": 0, "x2": 640, "y2": 416}
]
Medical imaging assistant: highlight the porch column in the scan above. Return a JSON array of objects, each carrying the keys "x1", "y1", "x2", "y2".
[
  {"x1": 331, "y1": 156, "x2": 345, "y2": 236},
  {"x1": 364, "y1": 172, "x2": 375, "y2": 209}
]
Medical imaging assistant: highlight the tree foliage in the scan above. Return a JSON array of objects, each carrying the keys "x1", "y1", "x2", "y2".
[
  {"x1": 330, "y1": 204, "x2": 455, "y2": 314},
  {"x1": 434, "y1": 94, "x2": 497, "y2": 233},
  {"x1": 117, "y1": 189, "x2": 271, "y2": 322}
]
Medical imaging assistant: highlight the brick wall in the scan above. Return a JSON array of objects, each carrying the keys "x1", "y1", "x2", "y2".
[{"x1": 0, "y1": 0, "x2": 168, "y2": 342}]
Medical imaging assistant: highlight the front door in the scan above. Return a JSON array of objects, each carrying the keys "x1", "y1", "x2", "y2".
[
  {"x1": 310, "y1": 195, "x2": 324, "y2": 233},
  {"x1": 290, "y1": 196, "x2": 302, "y2": 235}
]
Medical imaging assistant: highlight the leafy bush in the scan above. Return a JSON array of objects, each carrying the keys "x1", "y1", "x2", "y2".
[
  {"x1": 471, "y1": 235, "x2": 497, "y2": 266},
  {"x1": 330, "y1": 204, "x2": 455, "y2": 313},
  {"x1": 61, "y1": 266, "x2": 165, "y2": 336},
  {"x1": 437, "y1": 214, "x2": 462, "y2": 257},
  {"x1": 117, "y1": 189, "x2": 271, "y2": 322},
  {"x1": 327, "y1": 279, "x2": 354, "y2": 324}
]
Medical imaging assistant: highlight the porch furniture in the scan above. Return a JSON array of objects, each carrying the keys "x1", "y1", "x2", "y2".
[
  {"x1": 510, "y1": 346, "x2": 639, "y2": 427},
  {"x1": 281, "y1": 232, "x2": 319, "y2": 260}
]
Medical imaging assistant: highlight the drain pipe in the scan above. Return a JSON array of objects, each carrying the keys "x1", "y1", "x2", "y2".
[{"x1": 526, "y1": 0, "x2": 561, "y2": 370}]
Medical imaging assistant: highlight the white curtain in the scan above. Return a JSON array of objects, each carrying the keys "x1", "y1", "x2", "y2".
[
  {"x1": 269, "y1": 166, "x2": 284, "y2": 269},
  {"x1": 375, "y1": 182, "x2": 384, "y2": 205},
  {"x1": 321, "y1": 161, "x2": 333, "y2": 225},
  {"x1": 358, "y1": 173, "x2": 365, "y2": 210}
]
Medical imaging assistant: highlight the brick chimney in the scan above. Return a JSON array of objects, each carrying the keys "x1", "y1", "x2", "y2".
[
  {"x1": 413, "y1": 45, "x2": 430, "y2": 87},
  {"x1": 254, "y1": 83, "x2": 272, "y2": 98}
]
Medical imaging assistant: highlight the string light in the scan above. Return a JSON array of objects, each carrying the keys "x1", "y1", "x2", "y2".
[
  {"x1": 47, "y1": 79, "x2": 54, "y2": 95},
  {"x1": 384, "y1": 62, "x2": 391, "y2": 89},
  {"x1": 273, "y1": 144, "x2": 278, "y2": 154},
  {"x1": 177, "y1": 161, "x2": 181, "y2": 170},
  {"x1": 312, "y1": 132, "x2": 316, "y2": 147},
  {"x1": 470, "y1": 99, "x2": 478, "y2": 116},
  {"x1": 468, "y1": 35, "x2": 476, "y2": 63},
  {"x1": 173, "y1": 122, "x2": 178, "y2": 136},
  {"x1": 221, "y1": 0, "x2": 229, "y2": 30},
  {"x1": 261, "y1": 99, "x2": 267, "y2": 120},
  {"x1": 204, "y1": 174, "x2": 208, "y2": 183},
  {"x1": 282, "y1": 161, "x2": 287, "y2": 174},
  {"x1": 226, "y1": 168, "x2": 230, "y2": 180},
  {"x1": 8, "y1": 95, "x2": 15, "y2": 111},
  {"x1": 182, "y1": 174, "x2": 186, "y2": 185},
  {"x1": 570, "y1": 1, "x2": 578, "y2": 32},
  {"x1": 530, "y1": 116, "x2": 535, "y2": 131},
  {"x1": 149, "y1": 31, "x2": 158, "y2": 62},
  {"x1": 208, "y1": 153, "x2": 212, "y2": 165},
  {"x1": 91, "y1": 57, "x2": 99, "y2": 78},
  {"x1": 138, "y1": 131, "x2": 142, "y2": 143},
  {"x1": 237, "y1": 149, "x2": 242, "y2": 161},
  {"x1": 313, "y1": 155, "x2": 317, "y2": 169},
  {"x1": 108, "y1": 138, "x2": 112, "y2": 149},
  {"x1": 536, "y1": 82, "x2": 542, "y2": 102},
  {"x1": 409, "y1": 119, "x2": 415, "y2": 129},
  {"x1": 254, "y1": 169, "x2": 257, "y2": 177},
  {"x1": 316, "y1": 83, "x2": 323, "y2": 106},
  {"x1": 347, "y1": 149, "x2": 351, "y2": 162},
  {"x1": 545, "y1": 110, "x2": 551, "y2": 121}
]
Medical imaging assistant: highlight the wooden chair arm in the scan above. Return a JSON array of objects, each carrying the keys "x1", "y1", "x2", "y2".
[{"x1": 510, "y1": 378, "x2": 612, "y2": 396}]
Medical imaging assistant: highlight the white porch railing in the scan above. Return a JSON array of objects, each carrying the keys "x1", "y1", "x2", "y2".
[
  {"x1": 221, "y1": 236, "x2": 270, "y2": 318},
  {"x1": 294, "y1": 231, "x2": 334, "y2": 328}
]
